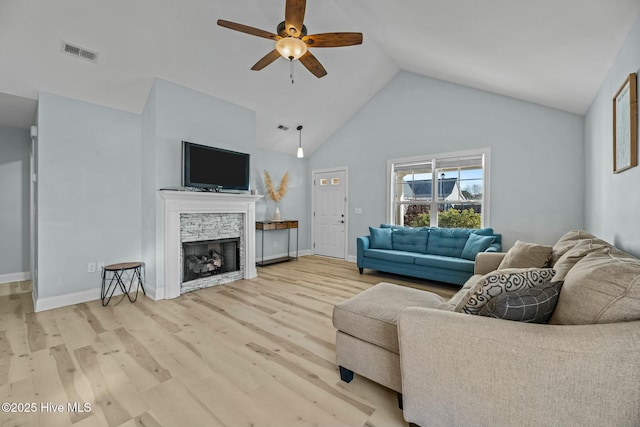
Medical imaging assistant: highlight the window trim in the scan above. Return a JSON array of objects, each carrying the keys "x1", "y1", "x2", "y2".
[{"x1": 386, "y1": 148, "x2": 491, "y2": 227}]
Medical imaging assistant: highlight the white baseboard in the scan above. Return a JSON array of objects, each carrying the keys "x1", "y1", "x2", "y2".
[
  {"x1": 35, "y1": 288, "x2": 100, "y2": 312},
  {"x1": 33, "y1": 286, "x2": 147, "y2": 312},
  {"x1": 0, "y1": 271, "x2": 31, "y2": 284}
]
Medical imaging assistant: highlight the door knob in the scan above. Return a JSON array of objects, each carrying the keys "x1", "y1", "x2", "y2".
[{"x1": 339, "y1": 220, "x2": 345, "y2": 223}]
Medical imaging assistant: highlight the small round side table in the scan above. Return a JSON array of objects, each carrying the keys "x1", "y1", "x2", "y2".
[{"x1": 100, "y1": 262, "x2": 146, "y2": 306}]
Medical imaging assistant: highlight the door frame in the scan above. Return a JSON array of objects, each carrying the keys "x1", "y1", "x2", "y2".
[{"x1": 311, "y1": 166, "x2": 349, "y2": 260}]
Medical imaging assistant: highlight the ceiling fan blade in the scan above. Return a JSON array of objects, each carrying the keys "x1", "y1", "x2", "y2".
[
  {"x1": 303, "y1": 32, "x2": 363, "y2": 48},
  {"x1": 251, "y1": 50, "x2": 281, "y2": 71},
  {"x1": 299, "y1": 51, "x2": 327, "y2": 78},
  {"x1": 217, "y1": 19, "x2": 280, "y2": 41},
  {"x1": 284, "y1": 0, "x2": 306, "y2": 37}
]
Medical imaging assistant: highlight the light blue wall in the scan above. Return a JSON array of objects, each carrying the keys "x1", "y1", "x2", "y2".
[
  {"x1": 309, "y1": 71, "x2": 585, "y2": 256},
  {"x1": 141, "y1": 79, "x2": 310, "y2": 293},
  {"x1": 37, "y1": 92, "x2": 142, "y2": 299},
  {"x1": 585, "y1": 17, "x2": 640, "y2": 257},
  {"x1": 0, "y1": 126, "x2": 30, "y2": 276}
]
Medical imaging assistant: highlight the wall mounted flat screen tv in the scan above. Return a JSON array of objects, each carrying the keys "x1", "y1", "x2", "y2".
[{"x1": 182, "y1": 141, "x2": 250, "y2": 191}]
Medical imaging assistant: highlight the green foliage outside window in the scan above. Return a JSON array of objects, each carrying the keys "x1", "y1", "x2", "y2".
[{"x1": 410, "y1": 208, "x2": 481, "y2": 229}]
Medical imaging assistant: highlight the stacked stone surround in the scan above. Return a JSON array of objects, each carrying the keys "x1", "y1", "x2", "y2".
[{"x1": 180, "y1": 212, "x2": 244, "y2": 294}]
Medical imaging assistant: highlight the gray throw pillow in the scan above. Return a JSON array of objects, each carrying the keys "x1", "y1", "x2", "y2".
[{"x1": 480, "y1": 281, "x2": 563, "y2": 323}]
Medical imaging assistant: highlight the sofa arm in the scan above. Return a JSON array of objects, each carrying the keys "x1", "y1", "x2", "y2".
[
  {"x1": 474, "y1": 252, "x2": 505, "y2": 275},
  {"x1": 397, "y1": 308, "x2": 640, "y2": 427},
  {"x1": 356, "y1": 236, "x2": 370, "y2": 268}
]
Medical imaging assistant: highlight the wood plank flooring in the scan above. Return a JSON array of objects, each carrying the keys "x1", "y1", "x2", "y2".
[{"x1": 0, "y1": 256, "x2": 457, "y2": 427}]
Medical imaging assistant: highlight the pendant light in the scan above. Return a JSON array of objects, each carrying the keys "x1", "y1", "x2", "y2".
[{"x1": 296, "y1": 125, "x2": 304, "y2": 158}]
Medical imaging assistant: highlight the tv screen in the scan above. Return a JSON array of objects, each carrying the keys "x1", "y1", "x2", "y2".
[{"x1": 182, "y1": 141, "x2": 250, "y2": 191}]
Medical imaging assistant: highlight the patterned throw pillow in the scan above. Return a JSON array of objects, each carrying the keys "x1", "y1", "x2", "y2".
[
  {"x1": 461, "y1": 268, "x2": 556, "y2": 315},
  {"x1": 480, "y1": 281, "x2": 563, "y2": 323}
]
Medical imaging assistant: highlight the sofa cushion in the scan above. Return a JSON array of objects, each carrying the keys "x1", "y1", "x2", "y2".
[
  {"x1": 461, "y1": 234, "x2": 496, "y2": 260},
  {"x1": 498, "y1": 240, "x2": 552, "y2": 269},
  {"x1": 549, "y1": 248, "x2": 640, "y2": 325},
  {"x1": 363, "y1": 249, "x2": 415, "y2": 264},
  {"x1": 414, "y1": 254, "x2": 475, "y2": 273},
  {"x1": 391, "y1": 228, "x2": 429, "y2": 253},
  {"x1": 369, "y1": 227, "x2": 393, "y2": 250},
  {"x1": 426, "y1": 228, "x2": 471, "y2": 257},
  {"x1": 552, "y1": 239, "x2": 610, "y2": 282},
  {"x1": 550, "y1": 230, "x2": 598, "y2": 266},
  {"x1": 480, "y1": 281, "x2": 563, "y2": 323},
  {"x1": 332, "y1": 282, "x2": 449, "y2": 353},
  {"x1": 459, "y1": 268, "x2": 556, "y2": 315}
]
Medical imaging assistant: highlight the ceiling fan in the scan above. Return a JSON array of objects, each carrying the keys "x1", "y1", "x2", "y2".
[{"x1": 217, "y1": 0, "x2": 363, "y2": 79}]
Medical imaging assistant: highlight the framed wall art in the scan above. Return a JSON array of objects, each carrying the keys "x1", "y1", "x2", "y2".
[{"x1": 613, "y1": 72, "x2": 637, "y2": 173}]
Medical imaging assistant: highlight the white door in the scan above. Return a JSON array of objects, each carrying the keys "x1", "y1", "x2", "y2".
[{"x1": 313, "y1": 170, "x2": 347, "y2": 258}]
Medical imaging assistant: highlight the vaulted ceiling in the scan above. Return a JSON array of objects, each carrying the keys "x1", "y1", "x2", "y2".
[{"x1": 0, "y1": 0, "x2": 638, "y2": 155}]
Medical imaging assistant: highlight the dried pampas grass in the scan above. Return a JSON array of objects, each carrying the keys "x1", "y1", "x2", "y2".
[{"x1": 264, "y1": 170, "x2": 289, "y2": 202}]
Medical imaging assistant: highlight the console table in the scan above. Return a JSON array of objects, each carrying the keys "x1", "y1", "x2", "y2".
[{"x1": 256, "y1": 220, "x2": 299, "y2": 266}]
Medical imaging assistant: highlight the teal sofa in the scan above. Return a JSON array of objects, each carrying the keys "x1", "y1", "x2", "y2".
[{"x1": 357, "y1": 225, "x2": 502, "y2": 285}]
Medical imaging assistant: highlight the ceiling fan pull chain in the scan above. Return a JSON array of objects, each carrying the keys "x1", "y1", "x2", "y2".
[{"x1": 290, "y1": 59, "x2": 295, "y2": 84}]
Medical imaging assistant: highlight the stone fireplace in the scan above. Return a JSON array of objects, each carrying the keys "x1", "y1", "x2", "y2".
[{"x1": 159, "y1": 190, "x2": 262, "y2": 299}]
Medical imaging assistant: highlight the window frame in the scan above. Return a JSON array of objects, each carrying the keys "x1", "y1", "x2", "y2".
[{"x1": 386, "y1": 148, "x2": 491, "y2": 228}]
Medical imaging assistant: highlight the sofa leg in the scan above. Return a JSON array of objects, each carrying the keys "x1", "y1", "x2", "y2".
[
  {"x1": 339, "y1": 366, "x2": 354, "y2": 383},
  {"x1": 397, "y1": 392, "x2": 403, "y2": 410},
  {"x1": 408, "y1": 424, "x2": 421, "y2": 427},
  {"x1": 358, "y1": 267, "x2": 363, "y2": 274}
]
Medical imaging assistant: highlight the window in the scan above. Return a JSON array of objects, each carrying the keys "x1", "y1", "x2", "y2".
[{"x1": 388, "y1": 149, "x2": 489, "y2": 228}]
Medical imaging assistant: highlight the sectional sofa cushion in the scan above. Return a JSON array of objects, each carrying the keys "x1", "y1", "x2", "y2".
[
  {"x1": 549, "y1": 248, "x2": 640, "y2": 325},
  {"x1": 458, "y1": 268, "x2": 556, "y2": 315},
  {"x1": 552, "y1": 239, "x2": 610, "y2": 282},
  {"x1": 461, "y1": 234, "x2": 496, "y2": 260},
  {"x1": 550, "y1": 230, "x2": 598, "y2": 266},
  {"x1": 498, "y1": 240, "x2": 553, "y2": 269},
  {"x1": 369, "y1": 227, "x2": 393, "y2": 250},
  {"x1": 480, "y1": 281, "x2": 563, "y2": 323},
  {"x1": 426, "y1": 228, "x2": 471, "y2": 257},
  {"x1": 391, "y1": 228, "x2": 429, "y2": 253}
]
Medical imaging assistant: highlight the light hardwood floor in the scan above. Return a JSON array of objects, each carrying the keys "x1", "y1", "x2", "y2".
[{"x1": 0, "y1": 256, "x2": 457, "y2": 427}]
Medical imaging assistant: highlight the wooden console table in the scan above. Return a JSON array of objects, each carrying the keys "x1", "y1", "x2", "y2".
[{"x1": 256, "y1": 220, "x2": 299, "y2": 266}]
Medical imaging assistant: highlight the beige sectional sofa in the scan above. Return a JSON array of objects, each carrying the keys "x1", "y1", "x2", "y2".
[{"x1": 333, "y1": 231, "x2": 640, "y2": 427}]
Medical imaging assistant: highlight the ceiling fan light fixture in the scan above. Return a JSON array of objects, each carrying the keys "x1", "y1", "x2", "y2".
[{"x1": 276, "y1": 37, "x2": 307, "y2": 60}]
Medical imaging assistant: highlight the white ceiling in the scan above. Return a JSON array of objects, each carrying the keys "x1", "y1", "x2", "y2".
[{"x1": 0, "y1": 0, "x2": 638, "y2": 155}]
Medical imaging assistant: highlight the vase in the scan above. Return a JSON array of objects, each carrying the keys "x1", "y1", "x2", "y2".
[{"x1": 273, "y1": 206, "x2": 281, "y2": 221}]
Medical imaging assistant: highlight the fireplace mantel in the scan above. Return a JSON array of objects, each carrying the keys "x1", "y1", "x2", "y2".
[{"x1": 159, "y1": 190, "x2": 263, "y2": 299}]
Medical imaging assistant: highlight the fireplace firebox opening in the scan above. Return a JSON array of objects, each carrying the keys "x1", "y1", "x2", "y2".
[{"x1": 182, "y1": 238, "x2": 240, "y2": 283}]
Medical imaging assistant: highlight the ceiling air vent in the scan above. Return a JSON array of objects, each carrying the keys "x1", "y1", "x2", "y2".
[
  {"x1": 276, "y1": 124, "x2": 290, "y2": 131},
  {"x1": 62, "y1": 41, "x2": 98, "y2": 63}
]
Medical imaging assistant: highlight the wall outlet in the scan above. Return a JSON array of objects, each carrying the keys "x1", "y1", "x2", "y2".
[{"x1": 87, "y1": 263, "x2": 96, "y2": 273}]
